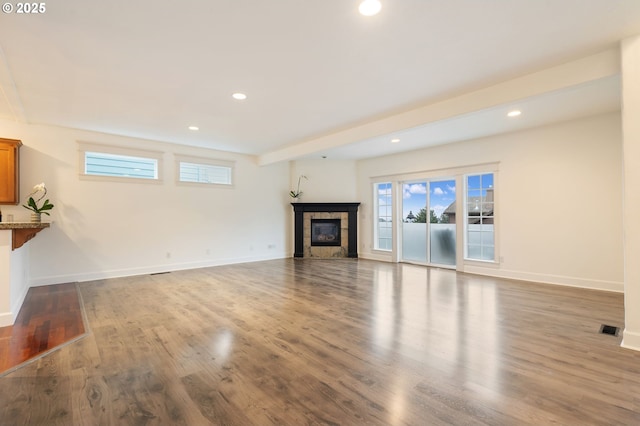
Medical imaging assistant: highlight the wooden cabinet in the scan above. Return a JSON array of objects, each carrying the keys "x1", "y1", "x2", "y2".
[{"x1": 0, "y1": 138, "x2": 21, "y2": 204}]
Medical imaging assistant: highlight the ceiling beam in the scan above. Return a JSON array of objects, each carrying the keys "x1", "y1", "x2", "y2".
[{"x1": 258, "y1": 48, "x2": 620, "y2": 166}]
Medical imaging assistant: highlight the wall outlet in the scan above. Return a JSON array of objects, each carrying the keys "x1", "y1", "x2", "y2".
[
  {"x1": 166, "y1": 252, "x2": 171, "y2": 259},
  {"x1": 268, "y1": 244, "x2": 276, "y2": 249}
]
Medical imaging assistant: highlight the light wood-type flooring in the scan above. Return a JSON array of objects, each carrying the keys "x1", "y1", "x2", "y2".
[{"x1": 1, "y1": 258, "x2": 639, "y2": 425}]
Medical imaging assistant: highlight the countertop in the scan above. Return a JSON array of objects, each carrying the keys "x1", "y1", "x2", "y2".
[{"x1": 0, "y1": 222, "x2": 51, "y2": 230}]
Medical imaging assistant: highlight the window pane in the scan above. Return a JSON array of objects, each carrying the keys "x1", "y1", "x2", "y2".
[
  {"x1": 483, "y1": 202, "x2": 494, "y2": 214},
  {"x1": 468, "y1": 202, "x2": 481, "y2": 214},
  {"x1": 379, "y1": 238, "x2": 392, "y2": 251},
  {"x1": 481, "y1": 231, "x2": 494, "y2": 245},
  {"x1": 467, "y1": 245, "x2": 481, "y2": 259},
  {"x1": 467, "y1": 175, "x2": 481, "y2": 189},
  {"x1": 85, "y1": 152, "x2": 158, "y2": 179},
  {"x1": 481, "y1": 173, "x2": 494, "y2": 189},
  {"x1": 430, "y1": 224, "x2": 456, "y2": 265},
  {"x1": 481, "y1": 246, "x2": 495, "y2": 261},
  {"x1": 375, "y1": 182, "x2": 393, "y2": 251},
  {"x1": 467, "y1": 189, "x2": 482, "y2": 199},
  {"x1": 179, "y1": 161, "x2": 232, "y2": 185},
  {"x1": 465, "y1": 172, "x2": 495, "y2": 261},
  {"x1": 468, "y1": 230, "x2": 481, "y2": 245}
]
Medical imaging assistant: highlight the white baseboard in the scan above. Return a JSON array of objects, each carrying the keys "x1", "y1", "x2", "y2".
[
  {"x1": 9, "y1": 284, "x2": 29, "y2": 322},
  {"x1": 28, "y1": 252, "x2": 289, "y2": 286},
  {"x1": 0, "y1": 284, "x2": 30, "y2": 327},
  {"x1": 0, "y1": 311, "x2": 12, "y2": 327},
  {"x1": 621, "y1": 329, "x2": 640, "y2": 352},
  {"x1": 359, "y1": 252, "x2": 623, "y2": 293},
  {"x1": 463, "y1": 265, "x2": 624, "y2": 293},
  {"x1": 359, "y1": 251, "x2": 392, "y2": 262}
]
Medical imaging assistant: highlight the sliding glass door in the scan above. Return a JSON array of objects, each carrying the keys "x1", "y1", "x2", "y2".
[
  {"x1": 401, "y1": 182, "x2": 427, "y2": 263},
  {"x1": 401, "y1": 179, "x2": 456, "y2": 267},
  {"x1": 429, "y1": 179, "x2": 456, "y2": 266}
]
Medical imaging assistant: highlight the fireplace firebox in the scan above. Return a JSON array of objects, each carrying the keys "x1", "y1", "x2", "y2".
[
  {"x1": 291, "y1": 202, "x2": 360, "y2": 258},
  {"x1": 311, "y1": 219, "x2": 341, "y2": 246}
]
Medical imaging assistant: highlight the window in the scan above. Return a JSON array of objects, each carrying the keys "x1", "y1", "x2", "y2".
[
  {"x1": 465, "y1": 173, "x2": 495, "y2": 261},
  {"x1": 78, "y1": 142, "x2": 163, "y2": 183},
  {"x1": 179, "y1": 162, "x2": 231, "y2": 185},
  {"x1": 176, "y1": 156, "x2": 234, "y2": 187},
  {"x1": 85, "y1": 152, "x2": 158, "y2": 179},
  {"x1": 374, "y1": 182, "x2": 393, "y2": 251}
]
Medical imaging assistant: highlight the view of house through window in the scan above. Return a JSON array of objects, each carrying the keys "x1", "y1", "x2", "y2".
[
  {"x1": 84, "y1": 151, "x2": 158, "y2": 180},
  {"x1": 374, "y1": 170, "x2": 496, "y2": 264},
  {"x1": 465, "y1": 173, "x2": 495, "y2": 261}
]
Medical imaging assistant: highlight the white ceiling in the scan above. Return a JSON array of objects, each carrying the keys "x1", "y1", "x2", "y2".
[
  {"x1": 312, "y1": 75, "x2": 622, "y2": 160},
  {"x1": 1, "y1": 0, "x2": 639, "y2": 162}
]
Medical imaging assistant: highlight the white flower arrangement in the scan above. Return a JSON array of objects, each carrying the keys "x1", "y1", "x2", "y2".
[
  {"x1": 23, "y1": 182, "x2": 54, "y2": 215},
  {"x1": 289, "y1": 175, "x2": 308, "y2": 198}
]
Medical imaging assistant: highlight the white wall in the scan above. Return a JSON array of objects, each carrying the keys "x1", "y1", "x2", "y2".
[
  {"x1": 357, "y1": 113, "x2": 624, "y2": 292},
  {"x1": 621, "y1": 34, "x2": 640, "y2": 350},
  {"x1": 0, "y1": 110, "x2": 625, "y2": 323},
  {"x1": 0, "y1": 119, "x2": 290, "y2": 286},
  {"x1": 289, "y1": 159, "x2": 358, "y2": 202},
  {"x1": 0, "y1": 230, "x2": 28, "y2": 326}
]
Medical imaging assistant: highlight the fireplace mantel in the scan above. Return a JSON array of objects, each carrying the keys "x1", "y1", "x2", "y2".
[{"x1": 291, "y1": 202, "x2": 360, "y2": 258}]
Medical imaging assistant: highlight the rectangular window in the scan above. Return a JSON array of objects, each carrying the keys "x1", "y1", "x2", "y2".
[
  {"x1": 179, "y1": 162, "x2": 232, "y2": 185},
  {"x1": 375, "y1": 182, "x2": 393, "y2": 251},
  {"x1": 176, "y1": 155, "x2": 234, "y2": 187},
  {"x1": 78, "y1": 142, "x2": 163, "y2": 183},
  {"x1": 85, "y1": 152, "x2": 158, "y2": 179},
  {"x1": 465, "y1": 173, "x2": 495, "y2": 261}
]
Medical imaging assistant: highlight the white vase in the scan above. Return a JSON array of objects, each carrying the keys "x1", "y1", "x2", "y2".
[{"x1": 30, "y1": 212, "x2": 41, "y2": 223}]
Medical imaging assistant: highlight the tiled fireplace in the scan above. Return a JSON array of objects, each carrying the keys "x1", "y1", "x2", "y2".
[{"x1": 291, "y1": 202, "x2": 360, "y2": 258}]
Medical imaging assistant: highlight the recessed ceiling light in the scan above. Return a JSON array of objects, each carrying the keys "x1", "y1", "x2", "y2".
[
  {"x1": 507, "y1": 110, "x2": 521, "y2": 117},
  {"x1": 188, "y1": 126, "x2": 199, "y2": 131},
  {"x1": 359, "y1": 0, "x2": 382, "y2": 16},
  {"x1": 391, "y1": 138, "x2": 400, "y2": 143},
  {"x1": 232, "y1": 93, "x2": 247, "y2": 100}
]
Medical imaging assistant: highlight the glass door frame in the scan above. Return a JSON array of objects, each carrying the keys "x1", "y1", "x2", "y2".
[{"x1": 398, "y1": 176, "x2": 458, "y2": 269}]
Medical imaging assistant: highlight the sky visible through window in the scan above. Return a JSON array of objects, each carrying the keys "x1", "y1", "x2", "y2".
[{"x1": 402, "y1": 180, "x2": 456, "y2": 222}]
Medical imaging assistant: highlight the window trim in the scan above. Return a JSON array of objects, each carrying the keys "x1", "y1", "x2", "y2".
[
  {"x1": 175, "y1": 154, "x2": 235, "y2": 188},
  {"x1": 78, "y1": 141, "x2": 164, "y2": 184},
  {"x1": 373, "y1": 181, "x2": 393, "y2": 252},
  {"x1": 369, "y1": 162, "x2": 499, "y2": 266},
  {"x1": 463, "y1": 172, "x2": 497, "y2": 263}
]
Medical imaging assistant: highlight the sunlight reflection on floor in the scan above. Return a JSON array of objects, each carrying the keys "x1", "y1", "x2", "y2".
[{"x1": 371, "y1": 264, "x2": 501, "y2": 397}]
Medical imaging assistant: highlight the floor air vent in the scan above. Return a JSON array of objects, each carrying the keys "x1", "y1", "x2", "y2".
[
  {"x1": 600, "y1": 324, "x2": 619, "y2": 336},
  {"x1": 150, "y1": 272, "x2": 171, "y2": 276}
]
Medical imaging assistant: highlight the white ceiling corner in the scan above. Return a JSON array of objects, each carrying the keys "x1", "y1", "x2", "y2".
[{"x1": 0, "y1": 45, "x2": 26, "y2": 123}]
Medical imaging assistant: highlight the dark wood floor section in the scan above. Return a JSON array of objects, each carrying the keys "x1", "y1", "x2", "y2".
[
  {"x1": 1, "y1": 259, "x2": 639, "y2": 425},
  {"x1": 0, "y1": 282, "x2": 85, "y2": 375}
]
